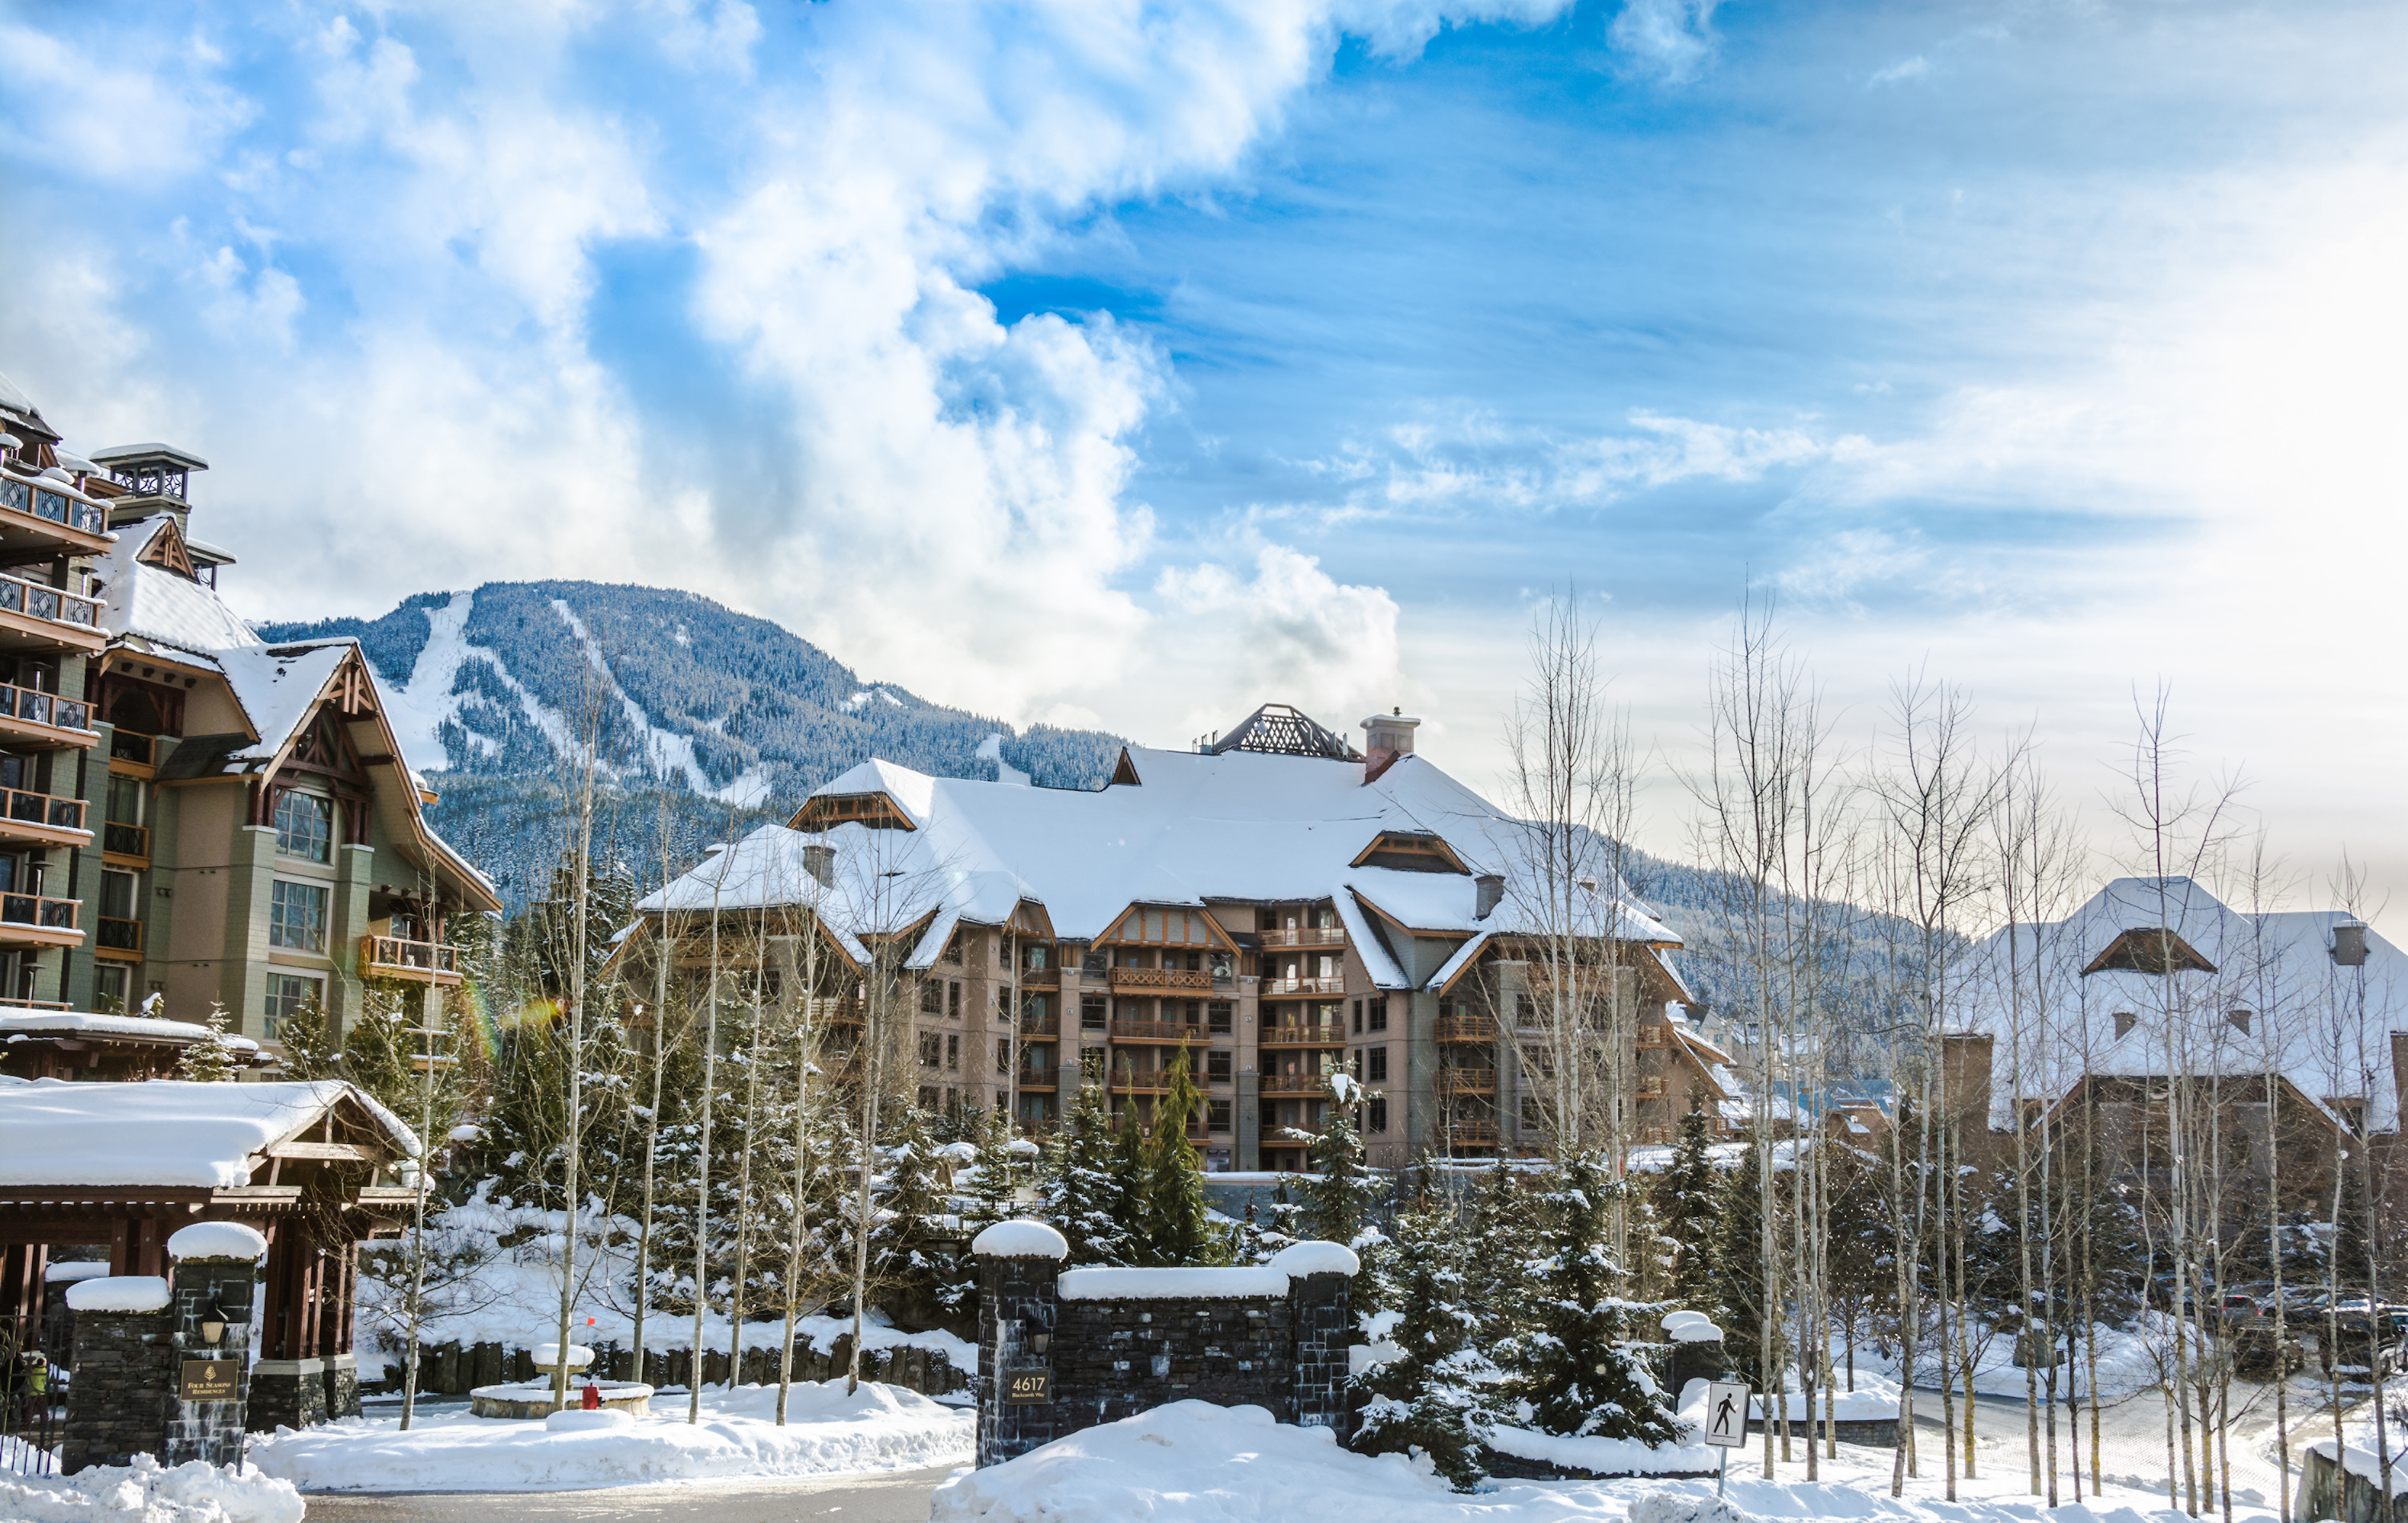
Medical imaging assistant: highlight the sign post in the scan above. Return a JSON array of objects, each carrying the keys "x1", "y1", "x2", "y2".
[{"x1": 1702, "y1": 1380, "x2": 1750, "y2": 1500}]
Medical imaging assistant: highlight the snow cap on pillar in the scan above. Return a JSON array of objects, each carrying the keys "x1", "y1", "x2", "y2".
[
  {"x1": 1270, "y1": 1240, "x2": 1361, "y2": 1278},
  {"x1": 168, "y1": 1221, "x2": 270, "y2": 1262},
  {"x1": 971, "y1": 1219, "x2": 1070, "y2": 1259}
]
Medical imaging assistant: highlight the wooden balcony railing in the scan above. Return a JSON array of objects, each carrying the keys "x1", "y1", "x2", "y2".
[
  {"x1": 1260, "y1": 975, "x2": 1344, "y2": 997},
  {"x1": 1107, "y1": 965, "x2": 1213, "y2": 992},
  {"x1": 1259, "y1": 1024, "x2": 1345, "y2": 1048},
  {"x1": 0, "y1": 893, "x2": 79, "y2": 933},
  {"x1": 1259, "y1": 1072, "x2": 1337, "y2": 1095},
  {"x1": 1437, "y1": 1069, "x2": 1497, "y2": 1096},
  {"x1": 1109, "y1": 1019, "x2": 1208, "y2": 1044},
  {"x1": 1257, "y1": 926, "x2": 1345, "y2": 948},
  {"x1": 0, "y1": 572, "x2": 100, "y2": 633},
  {"x1": 0, "y1": 785, "x2": 86, "y2": 836},
  {"x1": 103, "y1": 821, "x2": 146, "y2": 858},
  {"x1": 0, "y1": 474, "x2": 110, "y2": 538},
  {"x1": 1108, "y1": 1073, "x2": 1175, "y2": 1094},
  {"x1": 1015, "y1": 1070, "x2": 1059, "y2": 1089},
  {"x1": 1434, "y1": 1014, "x2": 1499, "y2": 1043},
  {"x1": 1018, "y1": 1015, "x2": 1060, "y2": 1038},
  {"x1": 803, "y1": 996, "x2": 864, "y2": 1026},
  {"x1": 0, "y1": 682, "x2": 92, "y2": 739},
  {"x1": 1637, "y1": 1023, "x2": 1668, "y2": 1048},
  {"x1": 1448, "y1": 1121, "x2": 1501, "y2": 1146},
  {"x1": 110, "y1": 731, "x2": 161, "y2": 767},
  {"x1": 96, "y1": 917, "x2": 141, "y2": 954},
  {"x1": 1015, "y1": 966, "x2": 1061, "y2": 990},
  {"x1": 361, "y1": 935, "x2": 464, "y2": 986}
]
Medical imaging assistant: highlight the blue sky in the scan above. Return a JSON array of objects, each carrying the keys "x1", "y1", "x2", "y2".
[{"x1": 3, "y1": 0, "x2": 2403, "y2": 921}]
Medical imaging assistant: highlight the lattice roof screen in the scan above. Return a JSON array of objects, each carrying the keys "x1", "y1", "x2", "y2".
[{"x1": 1201, "y1": 703, "x2": 1363, "y2": 761}]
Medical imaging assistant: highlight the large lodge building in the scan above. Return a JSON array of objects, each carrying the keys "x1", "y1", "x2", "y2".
[{"x1": 627, "y1": 704, "x2": 1761, "y2": 1170}]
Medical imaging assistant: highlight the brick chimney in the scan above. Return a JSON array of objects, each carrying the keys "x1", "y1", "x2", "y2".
[{"x1": 1361, "y1": 709, "x2": 1420, "y2": 784}]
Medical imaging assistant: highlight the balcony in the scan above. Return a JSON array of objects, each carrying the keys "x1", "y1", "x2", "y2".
[
  {"x1": 1015, "y1": 1071, "x2": 1059, "y2": 1090},
  {"x1": 0, "y1": 786, "x2": 89, "y2": 849},
  {"x1": 1016, "y1": 966, "x2": 1061, "y2": 990},
  {"x1": 1108, "y1": 1073, "x2": 1175, "y2": 1095},
  {"x1": 1257, "y1": 926, "x2": 1346, "y2": 949},
  {"x1": 1259, "y1": 1072, "x2": 1336, "y2": 1095},
  {"x1": 1106, "y1": 965, "x2": 1214, "y2": 992},
  {"x1": 1109, "y1": 1019, "x2": 1210, "y2": 1044},
  {"x1": 109, "y1": 731, "x2": 163, "y2": 771},
  {"x1": 803, "y1": 996, "x2": 864, "y2": 1027},
  {"x1": 96, "y1": 916, "x2": 142, "y2": 959},
  {"x1": 0, "y1": 471, "x2": 112, "y2": 555},
  {"x1": 0, "y1": 682, "x2": 94, "y2": 751},
  {"x1": 1259, "y1": 1024, "x2": 1346, "y2": 1048},
  {"x1": 0, "y1": 892, "x2": 81, "y2": 948},
  {"x1": 0, "y1": 572, "x2": 104, "y2": 654},
  {"x1": 1447, "y1": 1121, "x2": 1501, "y2": 1148},
  {"x1": 1437, "y1": 1069, "x2": 1498, "y2": 1096},
  {"x1": 360, "y1": 935, "x2": 464, "y2": 987},
  {"x1": 1434, "y1": 1014, "x2": 1499, "y2": 1044},
  {"x1": 1638, "y1": 1023, "x2": 1668, "y2": 1049},
  {"x1": 100, "y1": 820, "x2": 145, "y2": 861},
  {"x1": 1018, "y1": 1014, "x2": 1060, "y2": 1038},
  {"x1": 1260, "y1": 975, "x2": 1344, "y2": 998}
]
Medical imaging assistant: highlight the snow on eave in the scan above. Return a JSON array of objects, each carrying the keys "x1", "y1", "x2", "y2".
[
  {"x1": 1332, "y1": 890, "x2": 1412, "y2": 990},
  {"x1": 1429, "y1": 930, "x2": 1494, "y2": 996},
  {"x1": 905, "y1": 906, "x2": 962, "y2": 971}
]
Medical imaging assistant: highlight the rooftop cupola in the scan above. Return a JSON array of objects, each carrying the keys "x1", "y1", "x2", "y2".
[
  {"x1": 1361, "y1": 708, "x2": 1420, "y2": 784},
  {"x1": 88, "y1": 442, "x2": 208, "y2": 534}
]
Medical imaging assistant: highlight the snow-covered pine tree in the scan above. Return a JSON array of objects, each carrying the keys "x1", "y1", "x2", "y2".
[
  {"x1": 1303, "y1": 1073, "x2": 1389, "y2": 1319},
  {"x1": 1512, "y1": 1150, "x2": 1681, "y2": 1443},
  {"x1": 1109, "y1": 1082, "x2": 1153, "y2": 1257},
  {"x1": 873, "y1": 1106, "x2": 954, "y2": 1317},
  {"x1": 1708, "y1": 1142, "x2": 1772, "y2": 1389},
  {"x1": 176, "y1": 1003, "x2": 244, "y2": 1082},
  {"x1": 1658, "y1": 1097, "x2": 1721, "y2": 1310},
  {"x1": 1464, "y1": 1159, "x2": 1540, "y2": 1338},
  {"x1": 1039, "y1": 1082, "x2": 1133, "y2": 1265},
  {"x1": 960, "y1": 1103, "x2": 1023, "y2": 1227},
  {"x1": 273, "y1": 993, "x2": 343, "y2": 1081},
  {"x1": 1353, "y1": 1199, "x2": 1503, "y2": 1490},
  {"x1": 1141, "y1": 1045, "x2": 1219, "y2": 1265}
]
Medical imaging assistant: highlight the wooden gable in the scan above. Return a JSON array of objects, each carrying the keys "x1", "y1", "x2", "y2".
[
  {"x1": 1349, "y1": 829, "x2": 1470, "y2": 875},
  {"x1": 787, "y1": 791, "x2": 917, "y2": 833},
  {"x1": 1097, "y1": 902, "x2": 1237, "y2": 951},
  {"x1": 2081, "y1": 927, "x2": 2218, "y2": 978},
  {"x1": 137, "y1": 516, "x2": 197, "y2": 580}
]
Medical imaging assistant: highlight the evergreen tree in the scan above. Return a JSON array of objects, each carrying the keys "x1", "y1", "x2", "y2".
[
  {"x1": 1303, "y1": 1073, "x2": 1390, "y2": 1320},
  {"x1": 1512, "y1": 1151, "x2": 1681, "y2": 1443},
  {"x1": 1141, "y1": 1046, "x2": 1218, "y2": 1266},
  {"x1": 1039, "y1": 1083, "x2": 1133, "y2": 1265},
  {"x1": 176, "y1": 1004, "x2": 244, "y2": 1082},
  {"x1": 1353, "y1": 1201, "x2": 1502, "y2": 1490},
  {"x1": 959, "y1": 1103, "x2": 1023, "y2": 1228},
  {"x1": 874, "y1": 1106, "x2": 953, "y2": 1314},
  {"x1": 1657, "y1": 1099, "x2": 1721, "y2": 1309},
  {"x1": 1707, "y1": 1145, "x2": 1773, "y2": 1389},
  {"x1": 1464, "y1": 1162, "x2": 1540, "y2": 1339},
  {"x1": 274, "y1": 994, "x2": 344, "y2": 1081},
  {"x1": 1110, "y1": 1084, "x2": 1152, "y2": 1252}
]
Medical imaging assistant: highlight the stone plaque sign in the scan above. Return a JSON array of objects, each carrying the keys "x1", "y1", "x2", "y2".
[
  {"x1": 1004, "y1": 1369, "x2": 1052, "y2": 1404},
  {"x1": 180, "y1": 1359, "x2": 240, "y2": 1403}
]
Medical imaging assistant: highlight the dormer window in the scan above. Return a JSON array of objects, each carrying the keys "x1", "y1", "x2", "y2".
[{"x1": 2113, "y1": 1011, "x2": 2138, "y2": 1038}]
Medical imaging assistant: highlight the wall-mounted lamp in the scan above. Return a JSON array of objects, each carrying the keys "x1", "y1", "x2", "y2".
[{"x1": 200, "y1": 1306, "x2": 227, "y2": 1346}]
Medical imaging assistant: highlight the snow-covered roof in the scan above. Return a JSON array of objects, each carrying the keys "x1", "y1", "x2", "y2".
[
  {"x1": 637, "y1": 745, "x2": 1680, "y2": 991},
  {"x1": 1948, "y1": 877, "x2": 2408, "y2": 1134},
  {"x1": 0, "y1": 1078, "x2": 420, "y2": 1188},
  {"x1": 216, "y1": 641, "x2": 356, "y2": 764},
  {"x1": 95, "y1": 519, "x2": 259, "y2": 655}
]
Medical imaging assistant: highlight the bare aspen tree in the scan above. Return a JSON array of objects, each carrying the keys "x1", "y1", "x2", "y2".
[
  {"x1": 629, "y1": 795, "x2": 682, "y2": 1387},
  {"x1": 687, "y1": 834, "x2": 738, "y2": 1422},
  {"x1": 547, "y1": 661, "x2": 609, "y2": 1414},
  {"x1": 776, "y1": 849, "x2": 830, "y2": 1425}
]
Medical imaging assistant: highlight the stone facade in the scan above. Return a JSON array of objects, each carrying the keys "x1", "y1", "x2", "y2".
[
  {"x1": 974, "y1": 1237, "x2": 1359, "y2": 1469},
  {"x1": 247, "y1": 1357, "x2": 327, "y2": 1432},
  {"x1": 59, "y1": 1305, "x2": 175, "y2": 1473},
  {"x1": 163, "y1": 1255, "x2": 258, "y2": 1468}
]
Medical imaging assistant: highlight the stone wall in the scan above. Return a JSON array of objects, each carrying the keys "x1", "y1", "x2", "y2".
[
  {"x1": 377, "y1": 1337, "x2": 970, "y2": 1400},
  {"x1": 59, "y1": 1306, "x2": 174, "y2": 1472},
  {"x1": 164, "y1": 1256, "x2": 257, "y2": 1468},
  {"x1": 973, "y1": 1236, "x2": 1360, "y2": 1469}
]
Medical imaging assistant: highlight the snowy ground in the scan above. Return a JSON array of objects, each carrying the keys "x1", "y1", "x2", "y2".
[
  {"x1": 1, "y1": 1455, "x2": 304, "y2": 1523},
  {"x1": 930, "y1": 1399, "x2": 2248, "y2": 1523},
  {"x1": 245, "y1": 1378, "x2": 971, "y2": 1493}
]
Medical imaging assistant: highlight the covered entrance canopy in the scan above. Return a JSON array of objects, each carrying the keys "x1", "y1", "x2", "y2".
[{"x1": 0, "y1": 1077, "x2": 420, "y2": 1426}]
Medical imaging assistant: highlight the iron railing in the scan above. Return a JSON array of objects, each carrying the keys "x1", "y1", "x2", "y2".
[
  {"x1": 1, "y1": 787, "x2": 84, "y2": 833},
  {"x1": 0, "y1": 684, "x2": 90, "y2": 735},
  {"x1": 0, "y1": 473, "x2": 109, "y2": 536},
  {"x1": 0, "y1": 573, "x2": 99, "y2": 630},
  {"x1": 0, "y1": 894, "x2": 77, "y2": 931},
  {"x1": 97, "y1": 917, "x2": 141, "y2": 953},
  {"x1": 102, "y1": 821, "x2": 146, "y2": 857}
]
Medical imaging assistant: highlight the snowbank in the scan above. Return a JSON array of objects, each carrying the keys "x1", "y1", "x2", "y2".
[
  {"x1": 167, "y1": 1223, "x2": 267, "y2": 1263},
  {"x1": 246, "y1": 1378, "x2": 970, "y2": 1492},
  {"x1": 930, "y1": 1399, "x2": 2219, "y2": 1523},
  {"x1": 1486, "y1": 1425, "x2": 1719, "y2": 1476},
  {"x1": 67, "y1": 1276, "x2": 170, "y2": 1313},
  {"x1": 0, "y1": 1455, "x2": 303, "y2": 1523},
  {"x1": 1271, "y1": 1240, "x2": 1361, "y2": 1277},
  {"x1": 971, "y1": 1220, "x2": 1068, "y2": 1259},
  {"x1": 1058, "y1": 1266, "x2": 1291, "y2": 1300}
]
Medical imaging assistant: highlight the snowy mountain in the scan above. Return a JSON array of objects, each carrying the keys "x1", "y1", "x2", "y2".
[{"x1": 254, "y1": 582, "x2": 1122, "y2": 904}]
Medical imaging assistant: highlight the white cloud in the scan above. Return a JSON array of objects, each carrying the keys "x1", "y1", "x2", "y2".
[
  {"x1": 1607, "y1": 0, "x2": 1720, "y2": 83},
  {"x1": 0, "y1": 22, "x2": 254, "y2": 181},
  {"x1": 1869, "y1": 55, "x2": 1929, "y2": 87}
]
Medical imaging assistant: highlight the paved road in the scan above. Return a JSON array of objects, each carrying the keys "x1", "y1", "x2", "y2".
[{"x1": 300, "y1": 1464, "x2": 959, "y2": 1523}]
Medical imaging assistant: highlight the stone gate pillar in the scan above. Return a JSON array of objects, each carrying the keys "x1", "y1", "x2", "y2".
[
  {"x1": 1271, "y1": 1241, "x2": 1360, "y2": 1438},
  {"x1": 165, "y1": 1222, "x2": 267, "y2": 1467},
  {"x1": 971, "y1": 1220, "x2": 1067, "y2": 1468},
  {"x1": 58, "y1": 1275, "x2": 174, "y2": 1472}
]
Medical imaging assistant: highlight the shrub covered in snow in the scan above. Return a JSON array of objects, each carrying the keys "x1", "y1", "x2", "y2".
[{"x1": 0, "y1": 1456, "x2": 303, "y2": 1523}]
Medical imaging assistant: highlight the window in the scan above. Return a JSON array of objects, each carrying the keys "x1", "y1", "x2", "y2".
[
  {"x1": 93, "y1": 962, "x2": 129, "y2": 1014},
  {"x1": 1208, "y1": 1098, "x2": 1232, "y2": 1131},
  {"x1": 946, "y1": 1033, "x2": 959, "y2": 1070},
  {"x1": 273, "y1": 790, "x2": 333, "y2": 862},
  {"x1": 1368, "y1": 1097, "x2": 1388, "y2": 1134},
  {"x1": 996, "y1": 1038, "x2": 1011, "y2": 1073},
  {"x1": 1081, "y1": 946, "x2": 1107, "y2": 975},
  {"x1": 1080, "y1": 994, "x2": 1108, "y2": 1030},
  {"x1": 1368, "y1": 998, "x2": 1388, "y2": 1032},
  {"x1": 1021, "y1": 993, "x2": 1049, "y2": 1024},
  {"x1": 2113, "y1": 1011, "x2": 2138, "y2": 1039},
  {"x1": 919, "y1": 1032, "x2": 943, "y2": 1068},
  {"x1": 263, "y1": 971, "x2": 321, "y2": 1041},
  {"x1": 1206, "y1": 1051, "x2": 1231, "y2": 1084},
  {"x1": 947, "y1": 980, "x2": 962, "y2": 1018},
  {"x1": 920, "y1": 979, "x2": 942, "y2": 1015},
  {"x1": 1369, "y1": 1047, "x2": 1389, "y2": 1083},
  {"x1": 1207, "y1": 1000, "x2": 1232, "y2": 1033},
  {"x1": 1352, "y1": 999, "x2": 1363, "y2": 1034},
  {"x1": 268, "y1": 880, "x2": 328, "y2": 952}
]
